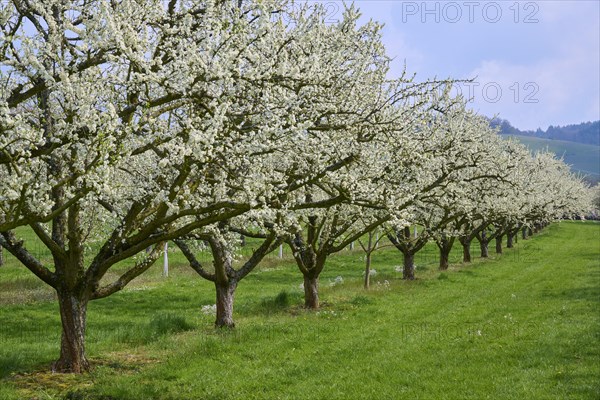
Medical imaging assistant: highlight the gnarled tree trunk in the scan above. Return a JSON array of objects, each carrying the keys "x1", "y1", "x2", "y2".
[
  {"x1": 522, "y1": 226, "x2": 528, "y2": 240},
  {"x1": 495, "y1": 236, "x2": 503, "y2": 254},
  {"x1": 215, "y1": 281, "x2": 237, "y2": 328},
  {"x1": 178, "y1": 231, "x2": 279, "y2": 328},
  {"x1": 403, "y1": 252, "x2": 415, "y2": 280},
  {"x1": 477, "y1": 230, "x2": 489, "y2": 258},
  {"x1": 479, "y1": 240, "x2": 489, "y2": 258},
  {"x1": 388, "y1": 227, "x2": 421, "y2": 280},
  {"x1": 461, "y1": 239, "x2": 471, "y2": 263},
  {"x1": 437, "y1": 236, "x2": 454, "y2": 271},
  {"x1": 289, "y1": 232, "x2": 326, "y2": 310},
  {"x1": 53, "y1": 291, "x2": 90, "y2": 373},
  {"x1": 439, "y1": 247, "x2": 450, "y2": 270},
  {"x1": 506, "y1": 233, "x2": 514, "y2": 248},
  {"x1": 303, "y1": 274, "x2": 319, "y2": 309}
]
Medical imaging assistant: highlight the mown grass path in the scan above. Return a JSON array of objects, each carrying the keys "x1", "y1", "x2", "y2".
[{"x1": 0, "y1": 222, "x2": 598, "y2": 399}]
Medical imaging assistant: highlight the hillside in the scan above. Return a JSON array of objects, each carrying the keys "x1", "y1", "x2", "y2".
[
  {"x1": 491, "y1": 118, "x2": 600, "y2": 146},
  {"x1": 504, "y1": 135, "x2": 600, "y2": 184}
]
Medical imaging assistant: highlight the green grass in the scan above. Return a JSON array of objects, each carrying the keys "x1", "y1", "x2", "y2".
[
  {"x1": 0, "y1": 222, "x2": 599, "y2": 399},
  {"x1": 506, "y1": 135, "x2": 600, "y2": 183}
]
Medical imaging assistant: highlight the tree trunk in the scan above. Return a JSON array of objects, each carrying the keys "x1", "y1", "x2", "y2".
[
  {"x1": 289, "y1": 236, "x2": 324, "y2": 310},
  {"x1": 0, "y1": 245, "x2": 3, "y2": 266},
  {"x1": 479, "y1": 240, "x2": 489, "y2": 258},
  {"x1": 461, "y1": 240, "x2": 471, "y2": 263},
  {"x1": 215, "y1": 281, "x2": 237, "y2": 328},
  {"x1": 528, "y1": 227, "x2": 533, "y2": 237},
  {"x1": 506, "y1": 233, "x2": 514, "y2": 248},
  {"x1": 53, "y1": 291, "x2": 90, "y2": 373},
  {"x1": 437, "y1": 236, "x2": 454, "y2": 270},
  {"x1": 303, "y1": 274, "x2": 319, "y2": 309},
  {"x1": 364, "y1": 251, "x2": 372, "y2": 289},
  {"x1": 439, "y1": 246, "x2": 450, "y2": 270},
  {"x1": 495, "y1": 236, "x2": 503, "y2": 254},
  {"x1": 403, "y1": 252, "x2": 415, "y2": 280}
]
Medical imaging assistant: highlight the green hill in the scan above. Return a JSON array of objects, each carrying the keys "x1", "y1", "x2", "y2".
[
  {"x1": 491, "y1": 118, "x2": 599, "y2": 146},
  {"x1": 505, "y1": 135, "x2": 600, "y2": 184}
]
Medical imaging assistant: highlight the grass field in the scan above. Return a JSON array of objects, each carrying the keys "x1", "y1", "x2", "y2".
[
  {"x1": 0, "y1": 221, "x2": 599, "y2": 399},
  {"x1": 505, "y1": 135, "x2": 600, "y2": 183}
]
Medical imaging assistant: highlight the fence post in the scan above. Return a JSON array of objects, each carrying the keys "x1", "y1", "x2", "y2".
[{"x1": 163, "y1": 242, "x2": 169, "y2": 277}]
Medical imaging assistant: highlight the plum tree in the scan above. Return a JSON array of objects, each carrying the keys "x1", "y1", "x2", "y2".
[{"x1": 0, "y1": 0, "x2": 405, "y2": 370}]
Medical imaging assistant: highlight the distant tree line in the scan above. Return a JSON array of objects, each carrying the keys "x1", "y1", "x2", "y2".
[{"x1": 490, "y1": 118, "x2": 600, "y2": 146}]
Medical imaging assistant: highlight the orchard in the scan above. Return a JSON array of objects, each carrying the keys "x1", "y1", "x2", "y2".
[{"x1": 0, "y1": 0, "x2": 593, "y2": 380}]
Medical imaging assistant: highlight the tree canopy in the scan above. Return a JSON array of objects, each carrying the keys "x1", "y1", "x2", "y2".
[{"x1": 0, "y1": 0, "x2": 592, "y2": 373}]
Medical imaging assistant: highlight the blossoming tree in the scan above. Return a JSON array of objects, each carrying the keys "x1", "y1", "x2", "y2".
[
  {"x1": 385, "y1": 106, "x2": 513, "y2": 278},
  {"x1": 0, "y1": 0, "x2": 411, "y2": 371}
]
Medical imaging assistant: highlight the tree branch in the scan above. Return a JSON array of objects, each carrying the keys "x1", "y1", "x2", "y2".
[
  {"x1": 91, "y1": 243, "x2": 164, "y2": 299},
  {"x1": 174, "y1": 239, "x2": 215, "y2": 281},
  {"x1": 0, "y1": 231, "x2": 57, "y2": 288}
]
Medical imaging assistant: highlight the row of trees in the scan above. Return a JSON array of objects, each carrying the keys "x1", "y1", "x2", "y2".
[{"x1": 0, "y1": 0, "x2": 592, "y2": 373}]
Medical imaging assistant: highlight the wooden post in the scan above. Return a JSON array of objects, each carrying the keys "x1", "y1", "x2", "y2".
[{"x1": 163, "y1": 242, "x2": 169, "y2": 277}]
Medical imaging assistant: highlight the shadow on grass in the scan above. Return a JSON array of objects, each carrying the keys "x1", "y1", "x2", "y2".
[
  {"x1": 348, "y1": 295, "x2": 374, "y2": 306},
  {"x1": 0, "y1": 348, "x2": 58, "y2": 380},
  {"x1": 545, "y1": 286, "x2": 600, "y2": 303},
  {"x1": 0, "y1": 354, "x2": 27, "y2": 379},
  {"x1": 241, "y1": 290, "x2": 304, "y2": 317},
  {"x1": 88, "y1": 312, "x2": 195, "y2": 347},
  {"x1": 550, "y1": 370, "x2": 600, "y2": 400}
]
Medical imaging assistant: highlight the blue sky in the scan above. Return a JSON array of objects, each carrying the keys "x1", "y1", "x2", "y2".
[{"x1": 335, "y1": 0, "x2": 600, "y2": 131}]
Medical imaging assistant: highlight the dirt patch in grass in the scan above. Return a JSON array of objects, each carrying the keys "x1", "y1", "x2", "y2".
[
  {"x1": 8, "y1": 351, "x2": 162, "y2": 399},
  {"x1": 10, "y1": 369, "x2": 95, "y2": 399}
]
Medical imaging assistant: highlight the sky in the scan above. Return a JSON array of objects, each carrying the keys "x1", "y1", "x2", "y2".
[{"x1": 319, "y1": 0, "x2": 600, "y2": 131}]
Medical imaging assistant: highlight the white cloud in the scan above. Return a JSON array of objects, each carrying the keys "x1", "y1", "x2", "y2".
[
  {"x1": 351, "y1": 0, "x2": 599, "y2": 129},
  {"x1": 466, "y1": 15, "x2": 599, "y2": 130},
  {"x1": 355, "y1": 1, "x2": 425, "y2": 77}
]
